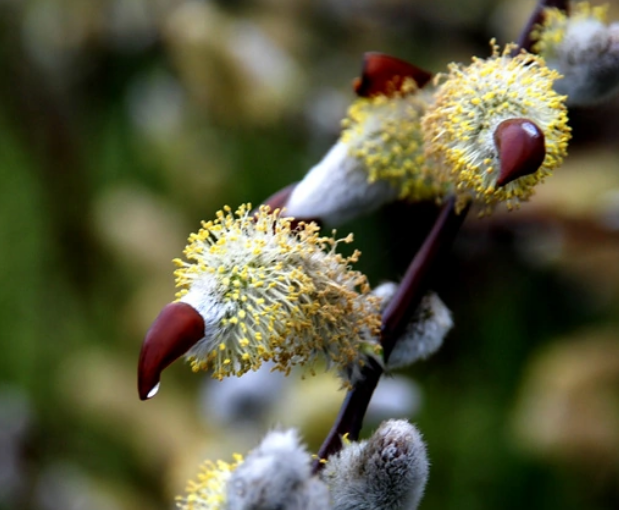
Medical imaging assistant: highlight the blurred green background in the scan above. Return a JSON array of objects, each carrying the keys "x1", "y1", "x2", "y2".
[{"x1": 1, "y1": 0, "x2": 619, "y2": 509}]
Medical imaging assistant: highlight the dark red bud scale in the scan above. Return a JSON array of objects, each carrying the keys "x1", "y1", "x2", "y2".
[
  {"x1": 494, "y1": 119, "x2": 546, "y2": 187},
  {"x1": 354, "y1": 52, "x2": 433, "y2": 98},
  {"x1": 137, "y1": 302, "x2": 205, "y2": 400}
]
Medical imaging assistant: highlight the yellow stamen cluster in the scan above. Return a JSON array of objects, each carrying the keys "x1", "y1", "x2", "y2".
[
  {"x1": 532, "y1": 2, "x2": 609, "y2": 56},
  {"x1": 177, "y1": 455, "x2": 243, "y2": 510},
  {"x1": 174, "y1": 204, "x2": 381, "y2": 381},
  {"x1": 341, "y1": 78, "x2": 439, "y2": 201},
  {"x1": 422, "y1": 42, "x2": 571, "y2": 212}
]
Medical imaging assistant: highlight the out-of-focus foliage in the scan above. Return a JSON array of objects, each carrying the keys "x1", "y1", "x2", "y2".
[{"x1": 0, "y1": 1, "x2": 618, "y2": 509}]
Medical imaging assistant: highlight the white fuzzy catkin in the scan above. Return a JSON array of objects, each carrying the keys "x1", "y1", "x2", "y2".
[
  {"x1": 388, "y1": 292, "x2": 453, "y2": 370},
  {"x1": 286, "y1": 141, "x2": 399, "y2": 226},
  {"x1": 372, "y1": 283, "x2": 453, "y2": 370},
  {"x1": 322, "y1": 420, "x2": 429, "y2": 510},
  {"x1": 226, "y1": 429, "x2": 331, "y2": 510}
]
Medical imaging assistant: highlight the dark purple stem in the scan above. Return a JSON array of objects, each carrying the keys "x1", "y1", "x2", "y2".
[
  {"x1": 312, "y1": 197, "x2": 468, "y2": 472},
  {"x1": 307, "y1": 0, "x2": 564, "y2": 475},
  {"x1": 380, "y1": 198, "x2": 467, "y2": 359},
  {"x1": 514, "y1": 0, "x2": 569, "y2": 54}
]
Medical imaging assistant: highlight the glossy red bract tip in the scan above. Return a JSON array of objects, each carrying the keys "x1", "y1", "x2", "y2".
[
  {"x1": 354, "y1": 52, "x2": 433, "y2": 97},
  {"x1": 494, "y1": 118, "x2": 546, "y2": 187},
  {"x1": 137, "y1": 302, "x2": 205, "y2": 400}
]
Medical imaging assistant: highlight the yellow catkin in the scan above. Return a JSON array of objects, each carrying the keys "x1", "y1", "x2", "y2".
[
  {"x1": 176, "y1": 455, "x2": 243, "y2": 510},
  {"x1": 173, "y1": 204, "x2": 381, "y2": 381},
  {"x1": 422, "y1": 42, "x2": 571, "y2": 213},
  {"x1": 341, "y1": 78, "x2": 441, "y2": 201}
]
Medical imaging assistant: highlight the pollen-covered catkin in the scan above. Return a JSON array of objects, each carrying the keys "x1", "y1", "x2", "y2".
[
  {"x1": 174, "y1": 204, "x2": 381, "y2": 381},
  {"x1": 286, "y1": 78, "x2": 438, "y2": 226},
  {"x1": 422, "y1": 43, "x2": 571, "y2": 212}
]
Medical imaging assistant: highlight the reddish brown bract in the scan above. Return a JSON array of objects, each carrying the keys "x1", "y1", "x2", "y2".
[
  {"x1": 494, "y1": 118, "x2": 546, "y2": 187},
  {"x1": 137, "y1": 302, "x2": 205, "y2": 400},
  {"x1": 354, "y1": 52, "x2": 432, "y2": 97}
]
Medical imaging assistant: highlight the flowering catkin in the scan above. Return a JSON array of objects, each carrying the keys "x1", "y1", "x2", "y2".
[
  {"x1": 341, "y1": 78, "x2": 437, "y2": 202},
  {"x1": 422, "y1": 43, "x2": 571, "y2": 211},
  {"x1": 177, "y1": 455, "x2": 242, "y2": 510},
  {"x1": 174, "y1": 204, "x2": 381, "y2": 381},
  {"x1": 286, "y1": 73, "x2": 437, "y2": 226}
]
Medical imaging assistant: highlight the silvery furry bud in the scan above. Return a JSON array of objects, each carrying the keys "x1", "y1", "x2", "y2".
[
  {"x1": 372, "y1": 283, "x2": 452, "y2": 370},
  {"x1": 322, "y1": 420, "x2": 429, "y2": 510},
  {"x1": 388, "y1": 292, "x2": 453, "y2": 370},
  {"x1": 286, "y1": 141, "x2": 400, "y2": 226},
  {"x1": 226, "y1": 429, "x2": 331, "y2": 510}
]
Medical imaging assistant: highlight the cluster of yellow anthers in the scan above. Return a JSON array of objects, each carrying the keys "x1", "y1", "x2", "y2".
[
  {"x1": 341, "y1": 78, "x2": 439, "y2": 202},
  {"x1": 532, "y1": 1, "x2": 609, "y2": 56},
  {"x1": 174, "y1": 204, "x2": 381, "y2": 380},
  {"x1": 422, "y1": 42, "x2": 571, "y2": 212},
  {"x1": 177, "y1": 455, "x2": 243, "y2": 510}
]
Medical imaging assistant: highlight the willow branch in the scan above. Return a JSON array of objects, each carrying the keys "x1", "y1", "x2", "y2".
[{"x1": 312, "y1": 197, "x2": 468, "y2": 472}]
